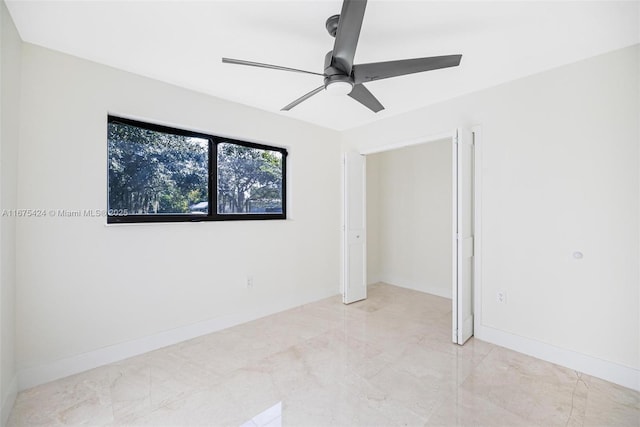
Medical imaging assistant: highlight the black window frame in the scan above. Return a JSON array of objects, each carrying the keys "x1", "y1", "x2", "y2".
[{"x1": 107, "y1": 115, "x2": 288, "y2": 224}]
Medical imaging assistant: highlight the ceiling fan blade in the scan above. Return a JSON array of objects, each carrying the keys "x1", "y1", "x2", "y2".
[
  {"x1": 348, "y1": 84, "x2": 384, "y2": 113},
  {"x1": 353, "y1": 54, "x2": 462, "y2": 84},
  {"x1": 222, "y1": 58, "x2": 324, "y2": 77},
  {"x1": 281, "y1": 85, "x2": 325, "y2": 111},
  {"x1": 331, "y1": 0, "x2": 367, "y2": 75}
]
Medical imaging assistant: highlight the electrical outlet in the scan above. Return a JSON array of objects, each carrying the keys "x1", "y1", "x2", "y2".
[
  {"x1": 496, "y1": 290, "x2": 506, "y2": 304},
  {"x1": 247, "y1": 276, "x2": 254, "y2": 289}
]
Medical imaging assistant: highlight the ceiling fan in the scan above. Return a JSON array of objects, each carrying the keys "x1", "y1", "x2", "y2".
[{"x1": 222, "y1": 0, "x2": 462, "y2": 113}]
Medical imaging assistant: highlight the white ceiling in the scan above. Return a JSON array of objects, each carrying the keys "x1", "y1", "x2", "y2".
[{"x1": 6, "y1": 1, "x2": 640, "y2": 131}]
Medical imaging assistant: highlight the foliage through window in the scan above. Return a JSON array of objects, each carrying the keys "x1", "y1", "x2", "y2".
[
  {"x1": 217, "y1": 143, "x2": 283, "y2": 214},
  {"x1": 107, "y1": 116, "x2": 287, "y2": 223}
]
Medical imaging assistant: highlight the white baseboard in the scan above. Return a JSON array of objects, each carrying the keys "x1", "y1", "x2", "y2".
[
  {"x1": 380, "y1": 276, "x2": 451, "y2": 299},
  {"x1": 18, "y1": 291, "x2": 338, "y2": 391},
  {"x1": 475, "y1": 324, "x2": 640, "y2": 392},
  {"x1": 1, "y1": 374, "x2": 17, "y2": 427}
]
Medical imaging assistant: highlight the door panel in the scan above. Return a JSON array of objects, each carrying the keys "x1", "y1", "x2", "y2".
[
  {"x1": 453, "y1": 129, "x2": 475, "y2": 344},
  {"x1": 343, "y1": 152, "x2": 367, "y2": 304}
]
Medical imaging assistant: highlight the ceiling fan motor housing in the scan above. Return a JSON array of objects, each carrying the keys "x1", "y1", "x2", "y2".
[{"x1": 323, "y1": 50, "x2": 354, "y2": 93}]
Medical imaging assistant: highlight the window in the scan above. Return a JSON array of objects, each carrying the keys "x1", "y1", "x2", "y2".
[{"x1": 107, "y1": 116, "x2": 287, "y2": 223}]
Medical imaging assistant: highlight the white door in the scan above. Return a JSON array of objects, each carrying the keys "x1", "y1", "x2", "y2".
[
  {"x1": 453, "y1": 128, "x2": 475, "y2": 344},
  {"x1": 343, "y1": 152, "x2": 367, "y2": 304}
]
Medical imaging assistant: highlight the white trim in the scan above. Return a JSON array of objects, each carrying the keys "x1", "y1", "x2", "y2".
[
  {"x1": 340, "y1": 153, "x2": 346, "y2": 300},
  {"x1": 471, "y1": 126, "x2": 483, "y2": 338},
  {"x1": 379, "y1": 277, "x2": 452, "y2": 300},
  {"x1": 1, "y1": 374, "x2": 17, "y2": 426},
  {"x1": 451, "y1": 133, "x2": 459, "y2": 343},
  {"x1": 475, "y1": 324, "x2": 640, "y2": 392},
  {"x1": 359, "y1": 131, "x2": 455, "y2": 155},
  {"x1": 17, "y1": 291, "x2": 336, "y2": 391}
]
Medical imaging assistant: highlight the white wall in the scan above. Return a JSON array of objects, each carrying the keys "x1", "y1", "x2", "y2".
[
  {"x1": 345, "y1": 45, "x2": 640, "y2": 388},
  {"x1": 16, "y1": 44, "x2": 342, "y2": 387},
  {"x1": 0, "y1": 0, "x2": 20, "y2": 422},
  {"x1": 365, "y1": 154, "x2": 381, "y2": 284},
  {"x1": 366, "y1": 141, "x2": 452, "y2": 298}
]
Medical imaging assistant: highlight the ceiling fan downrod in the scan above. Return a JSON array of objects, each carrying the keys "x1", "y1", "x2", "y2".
[{"x1": 325, "y1": 14, "x2": 340, "y2": 38}]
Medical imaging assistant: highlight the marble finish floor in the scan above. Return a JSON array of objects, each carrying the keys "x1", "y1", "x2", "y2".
[{"x1": 8, "y1": 283, "x2": 640, "y2": 426}]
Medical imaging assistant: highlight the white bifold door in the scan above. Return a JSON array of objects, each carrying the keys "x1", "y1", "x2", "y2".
[
  {"x1": 453, "y1": 128, "x2": 475, "y2": 345},
  {"x1": 343, "y1": 152, "x2": 367, "y2": 304}
]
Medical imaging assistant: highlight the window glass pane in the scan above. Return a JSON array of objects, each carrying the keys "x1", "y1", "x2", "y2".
[
  {"x1": 217, "y1": 142, "x2": 283, "y2": 214},
  {"x1": 108, "y1": 121, "x2": 208, "y2": 215}
]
